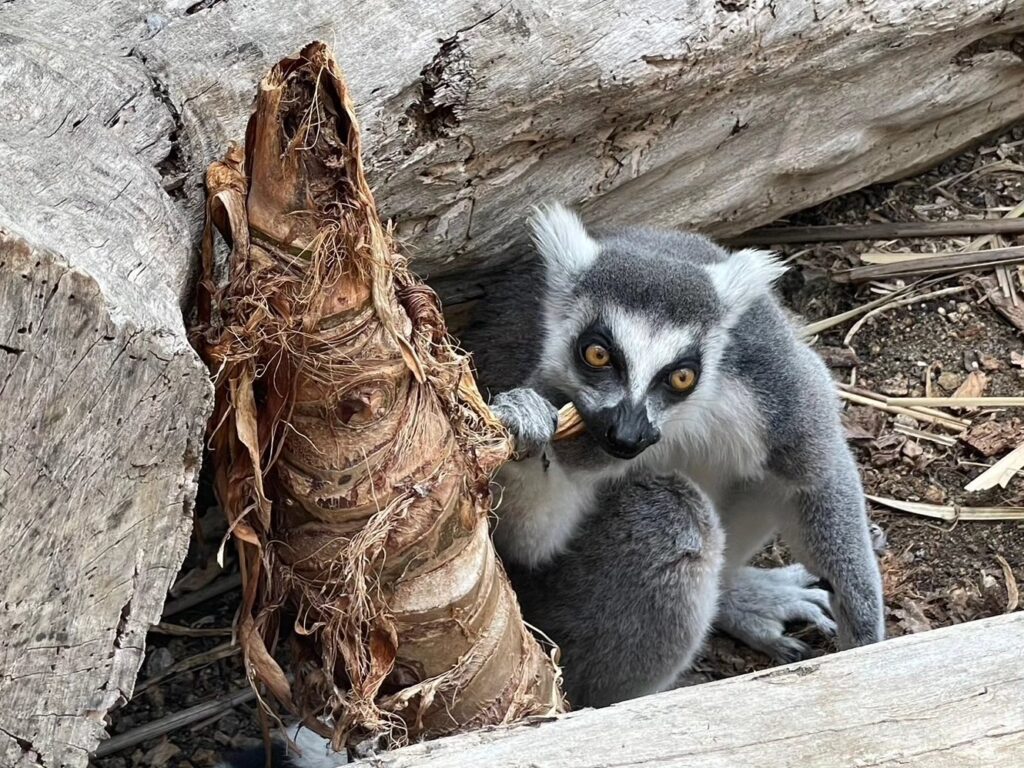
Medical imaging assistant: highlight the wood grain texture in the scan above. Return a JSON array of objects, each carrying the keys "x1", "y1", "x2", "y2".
[
  {"x1": 133, "y1": 0, "x2": 1024, "y2": 281},
  {"x1": 355, "y1": 612, "x2": 1024, "y2": 768},
  {"x1": 0, "y1": 21, "x2": 211, "y2": 768}
]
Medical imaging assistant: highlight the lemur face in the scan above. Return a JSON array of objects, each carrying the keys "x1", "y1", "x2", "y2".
[
  {"x1": 564, "y1": 308, "x2": 709, "y2": 459},
  {"x1": 528, "y1": 203, "x2": 784, "y2": 462}
]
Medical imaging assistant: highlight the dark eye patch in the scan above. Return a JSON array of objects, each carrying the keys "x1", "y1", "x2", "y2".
[
  {"x1": 653, "y1": 354, "x2": 702, "y2": 395},
  {"x1": 574, "y1": 322, "x2": 626, "y2": 379}
]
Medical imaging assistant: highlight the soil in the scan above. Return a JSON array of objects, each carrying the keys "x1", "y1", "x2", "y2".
[{"x1": 90, "y1": 123, "x2": 1024, "y2": 767}]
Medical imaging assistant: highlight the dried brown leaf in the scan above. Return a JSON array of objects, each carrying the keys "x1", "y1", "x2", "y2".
[
  {"x1": 995, "y1": 555, "x2": 1020, "y2": 613},
  {"x1": 893, "y1": 598, "x2": 932, "y2": 634},
  {"x1": 952, "y1": 370, "x2": 989, "y2": 400}
]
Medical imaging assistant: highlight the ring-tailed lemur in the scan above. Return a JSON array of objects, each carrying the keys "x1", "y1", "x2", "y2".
[
  {"x1": 469, "y1": 203, "x2": 883, "y2": 670},
  {"x1": 216, "y1": 204, "x2": 883, "y2": 767}
]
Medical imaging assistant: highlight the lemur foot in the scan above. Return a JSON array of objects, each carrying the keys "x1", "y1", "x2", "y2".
[
  {"x1": 868, "y1": 521, "x2": 888, "y2": 555},
  {"x1": 717, "y1": 564, "x2": 836, "y2": 664},
  {"x1": 490, "y1": 388, "x2": 559, "y2": 459}
]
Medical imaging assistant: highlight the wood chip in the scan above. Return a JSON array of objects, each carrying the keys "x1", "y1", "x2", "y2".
[
  {"x1": 866, "y1": 495, "x2": 1024, "y2": 521},
  {"x1": 964, "y1": 443, "x2": 1024, "y2": 492},
  {"x1": 961, "y1": 420, "x2": 1022, "y2": 457},
  {"x1": 995, "y1": 554, "x2": 1020, "y2": 613},
  {"x1": 979, "y1": 275, "x2": 1024, "y2": 333},
  {"x1": 554, "y1": 403, "x2": 585, "y2": 440},
  {"x1": 817, "y1": 346, "x2": 860, "y2": 369},
  {"x1": 842, "y1": 406, "x2": 887, "y2": 441},
  {"x1": 952, "y1": 370, "x2": 988, "y2": 400}
]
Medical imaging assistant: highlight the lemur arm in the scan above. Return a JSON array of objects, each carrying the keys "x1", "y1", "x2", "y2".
[
  {"x1": 488, "y1": 388, "x2": 597, "y2": 569},
  {"x1": 778, "y1": 446, "x2": 885, "y2": 649}
]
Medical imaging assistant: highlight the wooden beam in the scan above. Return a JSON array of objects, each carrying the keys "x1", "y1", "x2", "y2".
[
  {"x1": 832, "y1": 245, "x2": 1024, "y2": 284},
  {"x1": 356, "y1": 612, "x2": 1024, "y2": 768},
  {"x1": 725, "y1": 218, "x2": 1024, "y2": 247}
]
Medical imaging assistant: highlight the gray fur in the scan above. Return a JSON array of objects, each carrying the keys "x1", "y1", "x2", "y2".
[
  {"x1": 462, "y1": 202, "x2": 884, "y2": 668},
  {"x1": 508, "y1": 473, "x2": 723, "y2": 708},
  {"x1": 489, "y1": 387, "x2": 559, "y2": 459}
]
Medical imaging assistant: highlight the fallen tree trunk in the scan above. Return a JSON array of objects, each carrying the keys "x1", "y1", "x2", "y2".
[
  {"x1": 1, "y1": 1, "x2": 1024, "y2": 766},
  {"x1": 112, "y1": 0, "x2": 1024, "y2": 283},
  {"x1": 354, "y1": 611, "x2": 1024, "y2": 768},
  {"x1": 0, "y1": 36, "x2": 210, "y2": 768}
]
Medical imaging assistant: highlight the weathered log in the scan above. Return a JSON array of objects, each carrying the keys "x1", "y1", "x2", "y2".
[
  {"x1": 102, "y1": 0, "x2": 1024, "y2": 284},
  {"x1": 1, "y1": 1, "x2": 1024, "y2": 765},
  {"x1": 353, "y1": 612, "x2": 1024, "y2": 768},
  {"x1": 0, "y1": 34, "x2": 210, "y2": 768}
]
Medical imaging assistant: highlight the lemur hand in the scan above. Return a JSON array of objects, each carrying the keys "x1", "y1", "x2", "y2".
[{"x1": 490, "y1": 388, "x2": 559, "y2": 460}]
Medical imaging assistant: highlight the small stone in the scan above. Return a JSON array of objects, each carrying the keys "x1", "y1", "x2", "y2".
[
  {"x1": 978, "y1": 352, "x2": 1004, "y2": 372},
  {"x1": 937, "y1": 306, "x2": 947, "y2": 316},
  {"x1": 894, "y1": 413, "x2": 919, "y2": 429},
  {"x1": 937, "y1": 371, "x2": 962, "y2": 391},
  {"x1": 143, "y1": 739, "x2": 180, "y2": 767},
  {"x1": 191, "y1": 749, "x2": 220, "y2": 768},
  {"x1": 879, "y1": 376, "x2": 910, "y2": 396},
  {"x1": 924, "y1": 485, "x2": 946, "y2": 504},
  {"x1": 145, "y1": 647, "x2": 175, "y2": 678},
  {"x1": 902, "y1": 440, "x2": 924, "y2": 459}
]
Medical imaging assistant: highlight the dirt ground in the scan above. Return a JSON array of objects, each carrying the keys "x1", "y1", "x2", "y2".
[{"x1": 91, "y1": 123, "x2": 1024, "y2": 767}]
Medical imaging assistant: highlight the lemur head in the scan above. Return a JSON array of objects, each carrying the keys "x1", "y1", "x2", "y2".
[{"x1": 530, "y1": 203, "x2": 785, "y2": 460}]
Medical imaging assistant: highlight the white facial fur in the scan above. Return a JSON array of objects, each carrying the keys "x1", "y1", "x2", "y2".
[{"x1": 707, "y1": 247, "x2": 788, "y2": 328}]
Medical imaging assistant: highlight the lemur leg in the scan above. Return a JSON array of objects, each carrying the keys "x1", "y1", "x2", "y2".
[
  {"x1": 714, "y1": 483, "x2": 837, "y2": 663},
  {"x1": 509, "y1": 473, "x2": 724, "y2": 708},
  {"x1": 776, "y1": 453, "x2": 885, "y2": 650}
]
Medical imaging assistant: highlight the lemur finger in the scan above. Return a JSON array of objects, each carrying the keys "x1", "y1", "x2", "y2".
[
  {"x1": 766, "y1": 635, "x2": 815, "y2": 665},
  {"x1": 869, "y1": 522, "x2": 888, "y2": 555},
  {"x1": 799, "y1": 586, "x2": 834, "y2": 614}
]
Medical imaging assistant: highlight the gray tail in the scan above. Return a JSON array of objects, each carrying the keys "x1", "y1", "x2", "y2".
[{"x1": 216, "y1": 740, "x2": 288, "y2": 768}]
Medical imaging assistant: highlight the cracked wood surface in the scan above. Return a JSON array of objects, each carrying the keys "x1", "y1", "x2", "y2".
[
  {"x1": 94, "y1": 0, "x2": 1024, "y2": 281},
  {"x1": 0, "y1": 17, "x2": 210, "y2": 768},
  {"x1": 354, "y1": 612, "x2": 1024, "y2": 767},
  {"x1": 0, "y1": 1, "x2": 1023, "y2": 765}
]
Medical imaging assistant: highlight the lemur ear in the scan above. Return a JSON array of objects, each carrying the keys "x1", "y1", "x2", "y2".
[
  {"x1": 529, "y1": 202, "x2": 599, "y2": 281},
  {"x1": 708, "y1": 248, "x2": 787, "y2": 318}
]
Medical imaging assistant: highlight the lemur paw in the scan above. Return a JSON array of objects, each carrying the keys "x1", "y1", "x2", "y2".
[
  {"x1": 490, "y1": 388, "x2": 559, "y2": 460},
  {"x1": 868, "y1": 521, "x2": 888, "y2": 555},
  {"x1": 717, "y1": 564, "x2": 836, "y2": 664}
]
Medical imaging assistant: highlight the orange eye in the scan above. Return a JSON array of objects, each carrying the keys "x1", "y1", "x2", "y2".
[
  {"x1": 668, "y1": 368, "x2": 697, "y2": 392},
  {"x1": 584, "y1": 344, "x2": 611, "y2": 368}
]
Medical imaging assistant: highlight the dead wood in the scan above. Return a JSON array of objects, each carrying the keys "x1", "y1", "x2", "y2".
[
  {"x1": 725, "y1": 218, "x2": 1024, "y2": 247},
  {"x1": 832, "y1": 246, "x2": 1024, "y2": 284}
]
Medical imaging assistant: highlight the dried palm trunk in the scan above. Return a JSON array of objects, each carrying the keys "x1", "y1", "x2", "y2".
[{"x1": 194, "y1": 42, "x2": 562, "y2": 751}]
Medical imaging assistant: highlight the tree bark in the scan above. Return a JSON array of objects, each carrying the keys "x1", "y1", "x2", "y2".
[{"x1": 0, "y1": 1, "x2": 1023, "y2": 766}]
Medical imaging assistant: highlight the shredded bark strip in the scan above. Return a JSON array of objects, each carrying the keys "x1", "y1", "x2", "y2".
[{"x1": 193, "y1": 41, "x2": 562, "y2": 752}]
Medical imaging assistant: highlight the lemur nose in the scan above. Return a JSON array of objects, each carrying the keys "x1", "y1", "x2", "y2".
[{"x1": 606, "y1": 424, "x2": 649, "y2": 456}]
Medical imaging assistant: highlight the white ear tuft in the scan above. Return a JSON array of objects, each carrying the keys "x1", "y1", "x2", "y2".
[
  {"x1": 708, "y1": 248, "x2": 787, "y2": 319},
  {"x1": 528, "y1": 202, "x2": 599, "y2": 279}
]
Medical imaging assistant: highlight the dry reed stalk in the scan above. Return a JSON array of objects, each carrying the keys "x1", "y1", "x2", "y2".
[{"x1": 193, "y1": 42, "x2": 562, "y2": 752}]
